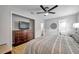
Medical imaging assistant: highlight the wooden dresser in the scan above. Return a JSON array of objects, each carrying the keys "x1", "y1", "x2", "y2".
[{"x1": 12, "y1": 29, "x2": 33, "y2": 46}]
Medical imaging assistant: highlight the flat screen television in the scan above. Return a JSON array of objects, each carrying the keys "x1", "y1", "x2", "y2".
[{"x1": 19, "y1": 21, "x2": 30, "y2": 29}]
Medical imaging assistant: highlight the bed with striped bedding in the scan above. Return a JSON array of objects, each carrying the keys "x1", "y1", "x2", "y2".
[{"x1": 24, "y1": 35, "x2": 79, "y2": 54}]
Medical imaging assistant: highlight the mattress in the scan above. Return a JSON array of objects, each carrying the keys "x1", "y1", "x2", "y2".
[{"x1": 24, "y1": 35, "x2": 79, "y2": 54}]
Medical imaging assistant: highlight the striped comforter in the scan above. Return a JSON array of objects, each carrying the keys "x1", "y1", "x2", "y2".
[{"x1": 25, "y1": 35, "x2": 79, "y2": 54}]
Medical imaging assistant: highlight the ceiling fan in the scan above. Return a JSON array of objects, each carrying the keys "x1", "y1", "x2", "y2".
[{"x1": 37, "y1": 5, "x2": 58, "y2": 16}]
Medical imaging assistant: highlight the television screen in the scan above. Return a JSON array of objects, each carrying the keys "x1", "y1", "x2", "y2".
[{"x1": 19, "y1": 21, "x2": 30, "y2": 29}]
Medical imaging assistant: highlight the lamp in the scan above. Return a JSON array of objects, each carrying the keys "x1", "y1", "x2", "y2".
[{"x1": 73, "y1": 23, "x2": 79, "y2": 28}]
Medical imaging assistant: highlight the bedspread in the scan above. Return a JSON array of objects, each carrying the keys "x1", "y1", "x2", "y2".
[{"x1": 25, "y1": 35, "x2": 79, "y2": 54}]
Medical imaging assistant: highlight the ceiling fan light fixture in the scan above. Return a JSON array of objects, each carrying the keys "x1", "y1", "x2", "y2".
[
  {"x1": 37, "y1": 5, "x2": 58, "y2": 15},
  {"x1": 44, "y1": 13, "x2": 48, "y2": 16}
]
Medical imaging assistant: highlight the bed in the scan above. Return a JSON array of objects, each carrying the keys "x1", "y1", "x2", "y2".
[{"x1": 24, "y1": 34, "x2": 79, "y2": 54}]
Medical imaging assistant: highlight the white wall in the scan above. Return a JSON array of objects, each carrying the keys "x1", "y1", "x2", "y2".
[
  {"x1": 59, "y1": 14, "x2": 77, "y2": 35},
  {"x1": 44, "y1": 18, "x2": 59, "y2": 36},
  {"x1": 45, "y1": 13, "x2": 78, "y2": 36},
  {"x1": 0, "y1": 6, "x2": 43, "y2": 48},
  {"x1": 0, "y1": 6, "x2": 12, "y2": 48}
]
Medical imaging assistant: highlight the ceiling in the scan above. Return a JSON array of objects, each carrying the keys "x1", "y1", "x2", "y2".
[{"x1": 11, "y1": 5, "x2": 79, "y2": 20}]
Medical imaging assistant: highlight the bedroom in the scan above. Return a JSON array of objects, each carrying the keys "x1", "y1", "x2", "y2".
[{"x1": 0, "y1": 5, "x2": 79, "y2": 54}]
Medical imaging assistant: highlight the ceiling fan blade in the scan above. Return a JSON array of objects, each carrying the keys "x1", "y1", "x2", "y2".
[
  {"x1": 40, "y1": 5, "x2": 46, "y2": 12},
  {"x1": 48, "y1": 5, "x2": 58, "y2": 12},
  {"x1": 37, "y1": 12, "x2": 46, "y2": 14},
  {"x1": 49, "y1": 12, "x2": 55, "y2": 14}
]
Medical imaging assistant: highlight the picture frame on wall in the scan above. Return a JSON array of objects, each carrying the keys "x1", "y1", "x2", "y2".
[{"x1": 18, "y1": 21, "x2": 30, "y2": 30}]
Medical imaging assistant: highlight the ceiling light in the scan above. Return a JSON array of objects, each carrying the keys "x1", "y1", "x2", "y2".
[{"x1": 44, "y1": 13, "x2": 48, "y2": 16}]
